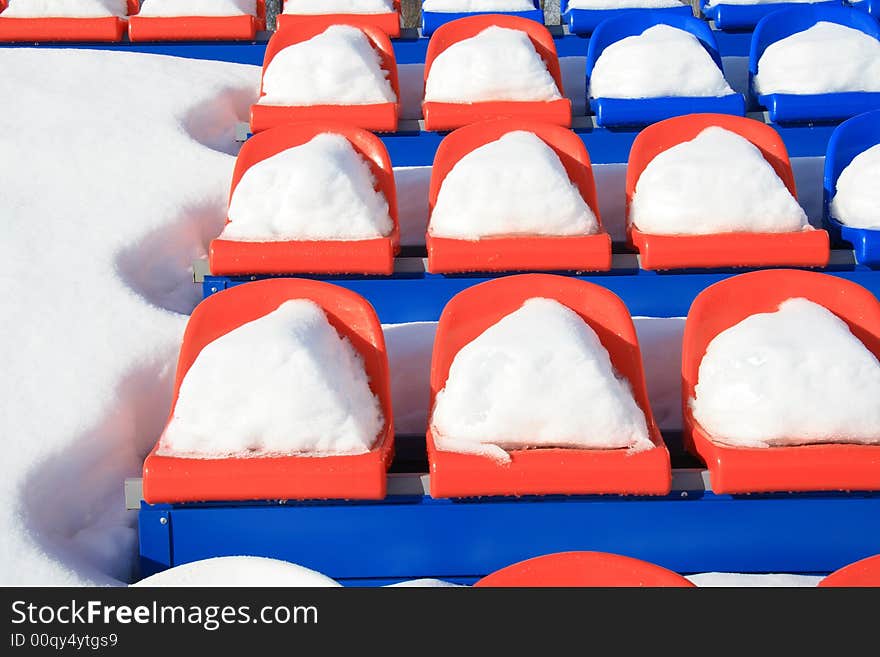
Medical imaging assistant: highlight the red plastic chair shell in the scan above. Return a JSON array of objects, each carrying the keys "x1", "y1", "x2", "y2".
[
  {"x1": 426, "y1": 119, "x2": 612, "y2": 273},
  {"x1": 427, "y1": 274, "x2": 671, "y2": 498},
  {"x1": 626, "y1": 113, "x2": 829, "y2": 270},
  {"x1": 0, "y1": 0, "x2": 137, "y2": 41},
  {"x1": 682, "y1": 269, "x2": 880, "y2": 494},
  {"x1": 276, "y1": 0, "x2": 401, "y2": 38},
  {"x1": 250, "y1": 22, "x2": 400, "y2": 133},
  {"x1": 422, "y1": 15, "x2": 572, "y2": 131},
  {"x1": 474, "y1": 551, "x2": 696, "y2": 587},
  {"x1": 128, "y1": 0, "x2": 267, "y2": 41},
  {"x1": 209, "y1": 122, "x2": 399, "y2": 276},
  {"x1": 142, "y1": 278, "x2": 395, "y2": 503},
  {"x1": 820, "y1": 554, "x2": 880, "y2": 587}
]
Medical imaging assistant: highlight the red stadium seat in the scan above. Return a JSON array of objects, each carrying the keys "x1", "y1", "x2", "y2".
[
  {"x1": 427, "y1": 274, "x2": 671, "y2": 498},
  {"x1": 143, "y1": 279, "x2": 394, "y2": 503}
]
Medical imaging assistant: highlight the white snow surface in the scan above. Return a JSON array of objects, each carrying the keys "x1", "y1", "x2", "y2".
[
  {"x1": 1, "y1": 0, "x2": 127, "y2": 16},
  {"x1": 707, "y1": 0, "x2": 816, "y2": 4},
  {"x1": 569, "y1": 0, "x2": 682, "y2": 7},
  {"x1": 830, "y1": 143, "x2": 880, "y2": 230},
  {"x1": 283, "y1": 0, "x2": 394, "y2": 14},
  {"x1": 754, "y1": 22, "x2": 880, "y2": 95},
  {"x1": 431, "y1": 298, "x2": 653, "y2": 461},
  {"x1": 133, "y1": 557, "x2": 341, "y2": 587},
  {"x1": 429, "y1": 131, "x2": 598, "y2": 239},
  {"x1": 0, "y1": 47, "x2": 261, "y2": 585},
  {"x1": 422, "y1": 0, "x2": 534, "y2": 10},
  {"x1": 158, "y1": 300, "x2": 384, "y2": 458},
  {"x1": 137, "y1": 0, "x2": 257, "y2": 17},
  {"x1": 222, "y1": 133, "x2": 392, "y2": 241},
  {"x1": 424, "y1": 26, "x2": 562, "y2": 103},
  {"x1": 589, "y1": 24, "x2": 733, "y2": 99},
  {"x1": 692, "y1": 298, "x2": 880, "y2": 448},
  {"x1": 630, "y1": 127, "x2": 808, "y2": 235},
  {"x1": 687, "y1": 573, "x2": 823, "y2": 587},
  {"x1": 258, "y1": 25, "x2": 396, "y2": 107}
]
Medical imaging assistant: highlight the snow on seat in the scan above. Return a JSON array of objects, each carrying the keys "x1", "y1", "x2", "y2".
[
  {"x1": 128, "y1": 0, "x2": 266, "y2": 42},
  {"x1": 209, "y1": 122, "x2": 399, "y2": 276},
  {"x1": 562, "y1": 0, "x2": 692, "y2": 37},
  {"x1": 700, "y1": 0, "x2": 842, "y2": 32},
  {"x1": 420, "y1": 0, "x2": 543, "y2": 37},
  {"x1": 750, "y1": 6, "x2": 880, "y2": 123},
  {"x1": 682, "y1": 269, "x2": 880, "y2": 495},
  {"x1": 0, "y1": 0, "x2": 136, "y2": 42},
  {"x1": 626, "y1": 113, "x2": 829, "y2": 270},
  {"x1": 474, "y1": 551, "x2": 695, "y2": 587},
  {"x1": 824, "y1": 109, "x2": 880, "y2": 266},
  {"x1": 586, "y1": 13, "x2": 746, "y2": 128},
  {"x1": 142, "y1": 278, "x2": 394, "y2": 504},
  {"x1": 425, "y1": 274, "x2": 671, "y2": 499},
  {"x1": 250, "y1": 23, "x2": 399, "y2": 134},
  {"x1": 425, "y1": 119, "x2": 611, "y2": 273},
  {"x1": 422, "y1": 15, "x2": 571, "y2": 132},
  {"x1": 277, "y1": 0, "x2": 401, "y2": 39},
  {"x1": 819, "y1": 554, "x2": 880, "y2": 586}
]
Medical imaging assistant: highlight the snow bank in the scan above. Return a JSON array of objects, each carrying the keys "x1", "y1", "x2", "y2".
[
  {"x1": 590, "y1": 25, "x2": 733, "y2": 99},
  {"x1": 0, "y1": 48, "x2": 260, "y2": 585},
  {"x1": 431, "y1": 298, "x2": 652, "y2": 461},
  {"x1": 1, "y1": 0, "x2": 127, "y2": 16},
  {"x1": 386, "y1": 578, "x2": 463, "y2": 586},
  {"x1": 692, "y1": 298, "x2": 880, "y2": 448},
  {"x1": 222, "y1": 133, "x2": 392, "y2": 241},
  {"x1": 283, "y1": 0, "x2": 394, "y2": 14},
  {"x1": 830, "y1": 143, "x2": 880, "y2": 229},
  {"x1": 630, "y1": 127, "x2": 808, "y2": 235},
  {"x1": 423, "y1": 0, "x2": 535, "y2": 10},
  {"x1": 258, "y1": 25, "x2": 396, "y2": 107},
  {"x1": 569, "y1": 0, "x2": 682, "y2": 8},
  {"x1": 424, "y1": 26, "x2": 562, "y2": 103},
  {"x1": 159, "y1": 300, "x2": 384, "y2": 458},
  {"x1": 429, "y1": 131, "x2": 598, "y2": 239},
  {"x1": 133, "y1": 557, "x2": 341, "y2": 587},
  {"x1": 137, "y1": 0, "x2": 257, "y2": 17},
  {"x1": 754, "y1": 22, "x2": 880, "y2": 95}
]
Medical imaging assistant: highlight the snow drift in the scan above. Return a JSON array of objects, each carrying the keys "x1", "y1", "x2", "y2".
[{"x1": 830, "y1": 143, "x2": 880, "y2": 229}]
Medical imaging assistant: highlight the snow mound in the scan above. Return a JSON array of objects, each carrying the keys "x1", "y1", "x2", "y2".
[
  {"x1": 158, "y1": 299, "x2": 384, "y2": 458},
  {"x1": 258, "y1": 25, "x2": 396, "y2": 107},
  {"x1": 630, "y1": 127, "x2": 808, "y2": 235},
  {"x1": 755, "y1": 22, "x2": 880, "y2": 95},
  {"x1": 429, "y1": 131, "x2": 598, "y2": 239},
  {"x1": 692, "y1": 297, "x2": 880, "y2": 448},
  {"x1": 283, "y1": 0, "x2": 394, "y2": 14},
  {"x1": 830, "y1": 143, "x2": 880, "y2": 230},
  {"x1": 1, "y1": 0, "x2": 127, "y2": 16},
  {"x1": 590, "y1": 24, "x2": 733, "y2": 99},
  {"x1": 424, "y1": 26, "x2": 562, "y2": 103},
  {"x1": 423, "y1": 0, "x2": 535, "y2": 10},
  {"x1": 133, "y1": 557, "x2": 341, "y2": 587},
  {"x1": 569, "y1": 0, "x2": 682, "y2": 8},
  {"x1": 137, "y1": 1, "x2": 256, "y2": 17},
  {"x1": 222, "y1": 133, "x2": 392, "y2": 241},
  {"x1": 431, "y1": 297, "x2": 652, "y2": 461},
  {"x1": 386, "y1": 578, "x2": 463, "y2": 586}
]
